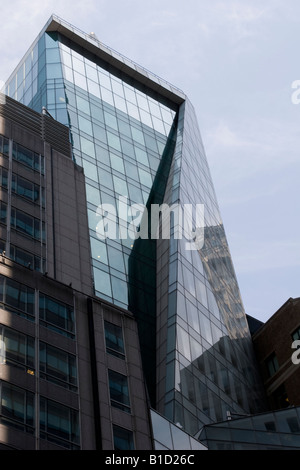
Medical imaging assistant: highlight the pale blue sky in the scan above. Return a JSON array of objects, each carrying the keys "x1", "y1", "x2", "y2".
[{"x1": 0, "y1": 0, "x2": 299, "y2": 322}]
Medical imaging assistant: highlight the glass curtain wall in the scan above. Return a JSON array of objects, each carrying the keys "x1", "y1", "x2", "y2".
[
  {"x1": 5, "y1": 30, "x2": 176, "y2": 306},
  {"x1": 5, "y1": 28, "x2": 178, "y2": 407},
  {"x1": 155, "y1": 99, "x2": 266, "y2": 434}
]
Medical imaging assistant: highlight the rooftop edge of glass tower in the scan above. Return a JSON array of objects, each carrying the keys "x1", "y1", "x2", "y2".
[
  {"x1": 4, "y1": 14, "x2": 267, "y2": 436},
  {"x1": 5, "y1": 14, "x2": 186, "y2": 109}
]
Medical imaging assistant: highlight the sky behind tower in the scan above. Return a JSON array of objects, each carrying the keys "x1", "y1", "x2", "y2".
[{"x1": 0, "y1": 0, "x2": 299, "y2": 322}]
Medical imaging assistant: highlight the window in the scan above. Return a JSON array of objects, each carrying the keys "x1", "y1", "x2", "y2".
[
  {"x1": 0, "y1": 135, "x2": 9, "y2": 156},
  {"x1": 0, "y1": 201, "x2": 7, "y2": 224},
  {"x1": 266, "y1": 352, "x2": 279, "y2": 377},
  {"x1": 271, "y1": 384, "x2": 289, "y2": 409},
  {"x1": 12, "y1": 173, "x2": 45, "y2": 207},
  {"x1": 0, "y1": 167, "x2": 8, "y2": 189},
  {"x1": 40, "y1": 397, "x2": 80, "y2": 449},
  {"x1": 0, "y1": 381, "x2": 34, "y2": 434},
  {"x1": 113, "y1": 425, "x2": 134, "y2": 450},
  {"x1": 292, "y1": 327, "x2": 300, "y2": 342},
  {"x1": 0, "y1": 274, "x2": 35, "y2": 321},
  {"x1": 9, "y1": 244, "x2": 45, "y2": 272},
  {"x1": 11, "y1": 207, "x2": 45, "y2": 241},
  {"x1": 0, "y1": 326, "x2": 35, "y2": 373},
  {"x1": 108, "y1": 369, "x2": 131, "y2": 413},
  {"x1": 39, "y1": 342, "x2": 77, "y2": 391},
  {"x1": 0, "y1": 168, "x2": 44, "y2": 207},
  {"x1": 12, "y1": 142, "x2": 44, "y2": 174},
  {"x1": 104, "y1": 321, "x2": 125, "y2": 359},
  {"x1": 39, "y1": 293, "x2": 75, "y2": 339}
]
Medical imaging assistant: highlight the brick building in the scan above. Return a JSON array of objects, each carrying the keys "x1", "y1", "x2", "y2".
[{"x1": 251, "y1": 297, "x2": 300, "y2": 411}]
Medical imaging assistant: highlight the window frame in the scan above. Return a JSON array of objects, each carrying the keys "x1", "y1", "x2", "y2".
[
  {"x1": 11, "y1": 172, "x2": 45, "y2": 207},
  {"x1": 10, "y1": 206, "x2": 45, "y2": 242},
  {"x1": 108, "y1": 369, "x2": 131, "y2": 414},
  {"x1": 0, "y1": 380, "x2": 35, "y2": 434},
  {"x1": 292, "y1": 326, "x2": 300, "y2": 342},
  {"x1": 266, "y1": 352, "x2": 279, "y2": 378},
  {"x1": 12, "y1": 142, "x2": 44, "y2": 175},
  {"x1": 0, "y1": 325, "x2": 35, "y2": 373},
  {"x1": 39, "y1": 293, "x2": 75, "y2": 339},
  {"x1": 104, "y1": 320, "x2": 125, "y2": 359},
  {"x1": 39, "y1": 396, "x2": 80, "y2": 449},
  {"x1": 113, "y1": 424, "x2": 135, "y2": 450},
  {"x1": 0, "y1": 274, "x2": 35, "y2": 321},
  {"x1": 39, "y1": 341, "x2": 77, "y2": 391}
]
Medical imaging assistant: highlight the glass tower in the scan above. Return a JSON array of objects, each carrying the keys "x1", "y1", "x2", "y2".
[{"x1": 5, "y1": 15, "x2": 266, "y2": 436}]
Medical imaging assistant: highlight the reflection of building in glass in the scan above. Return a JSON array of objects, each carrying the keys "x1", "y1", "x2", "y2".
[
  {"x1": 176, "y1": 333, "x2": 265, "y2": 431},
  {"x1": 150, "y1": 409, "x2": 207, "y2": 451},
  {"x1": 3, "y1": 14, "x2": 267, "y2": 441},
  {"x1": 196, "y1": 297, "x2": 300, "y2": 450},
  {"x1": 199, "y1": 406, "x2": 300, "y2": 450}
]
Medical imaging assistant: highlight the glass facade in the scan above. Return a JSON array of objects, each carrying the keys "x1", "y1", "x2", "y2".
[
  {"x1": 150, "y1": 409, "x2": 207, "y2": 451},
  {"x1": 155, "y1": 100, "x2": 266, "y2": 434},
  {"x1": 199, "y1": 406, "x2": 300, "y2": 450},
  {"x1": 5, "y1": 15, "x2": 266, "y2": 437}
]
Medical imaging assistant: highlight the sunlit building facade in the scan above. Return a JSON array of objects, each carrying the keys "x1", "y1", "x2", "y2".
[{"x1": 4, "y1": 15, "x2": 266, "y2": 438}]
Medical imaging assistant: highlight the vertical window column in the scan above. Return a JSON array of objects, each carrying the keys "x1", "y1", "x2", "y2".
[{"x1": 4, "y1": 138, "x2": 13, "y2": 256}]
